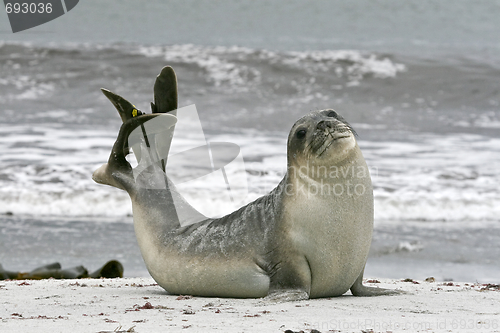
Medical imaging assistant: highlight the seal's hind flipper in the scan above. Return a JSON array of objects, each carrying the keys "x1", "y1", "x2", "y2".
[
  {"x1": 101, "y1": 88, "x2": 146, "y2": 161},
  {"x1": 350, "y1": 268, "x2": 406, "y2": 296},
  {"x1": 152, "y1": 66, "x2": 178, "y2": 114},
  {"x1": 151, "y1": 66, "x2": 178, "y2": 171},
  {"x1": 93, "y1": 114, "x2": 164, "y2": 192},
  {"x1": 101, "y1": 88, "x2": 144, "y2": 122}
]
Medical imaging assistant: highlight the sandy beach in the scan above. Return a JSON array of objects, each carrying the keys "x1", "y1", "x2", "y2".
[{"x1": 1, "y1": 277, "x2": 498, "y2": 333}]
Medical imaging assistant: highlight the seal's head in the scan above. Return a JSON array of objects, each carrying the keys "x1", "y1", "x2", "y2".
[{"x1": 288, "y1": 109, "x2": 358, "y2": 168}]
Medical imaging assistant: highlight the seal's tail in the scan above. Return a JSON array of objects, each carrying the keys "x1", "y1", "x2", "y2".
[
  {"x1": 151, "y1": 66, "x2": 178, "y2": 114},
  {"x1": 100, "y1": 88, "x2": 145, "y2": 122},
  {"x1": 151, "y1": 66, "x2": 179, "y2": 171},
  {"x1": 101, "y1": 66, "x2": 178, "y2": 120},
  {"x1": 100, "y1": 66, "x2": 178, "y2": 172},
  {"x1": 94, "y1": 66, "x2": 209, "y2": 226},
  {"x1": 92, "y1": 114, "x2": 165, "y2": 192}
]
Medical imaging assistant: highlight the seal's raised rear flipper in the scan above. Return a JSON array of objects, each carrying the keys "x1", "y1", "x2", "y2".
[
  {"x1": 149, "y1": 66, "x2": 178, "y2": 171},
  {"x1": 100, "y1": 88, "x2": 149, "y2": 162},
  {"x1": 101, "y1": 66, "x2": 178, "y2": 120},
  {"x1": 95, "y1": 66, "x2": 209, "y2": 228},
  {"x1": 102, "y1": 67, "x2": 178, "y2": 172},
  {"x1": 93, "y1": 114, "x2": 166, "y2": 192},
  {"x1": 101, "y1": 88, "x2": 144, "y2": 122},
  {"x1": 151, "y1": 66, "x2": 178, "y2": 114}
]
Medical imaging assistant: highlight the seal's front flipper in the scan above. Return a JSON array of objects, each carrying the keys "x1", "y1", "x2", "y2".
[
  {"x1": 258, "y1": 290, "x2": 309, "y2": 305},
  {"x1": 152, "y1": 66, "x2": 178, "y2": 114},
  {"x1": 263, "y1": 255, "x2": 312, "y2": 303},
  {"x1": 350, "y1": 268, "x2": 405, "y2": 296}
]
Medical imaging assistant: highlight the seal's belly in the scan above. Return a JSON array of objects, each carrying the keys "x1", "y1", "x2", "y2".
[
  {"x1": 146, "y1": 250, "x2": 270, "y2": 298},
  {"x1": 288, "y1": 195, "x2": 373, "y2": 298},
  {"x1": 303, "y1": 228, "x2": 370, "y2": 298},
  {"x1": 307, "y1": 243, "x2": 368, "y2": 298}
]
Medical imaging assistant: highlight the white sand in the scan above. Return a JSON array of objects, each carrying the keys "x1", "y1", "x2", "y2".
[{"x1": 1, "y1": 278, "x2": 499, "y2": 333}]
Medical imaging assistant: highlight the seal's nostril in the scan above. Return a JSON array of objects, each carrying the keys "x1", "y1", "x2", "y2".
[{"x1": 317, "y1": 121, "x2": 329, "y2": 130}]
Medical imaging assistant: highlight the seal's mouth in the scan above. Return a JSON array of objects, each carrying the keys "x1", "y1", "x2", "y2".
[
  {"x1": 317, "y1": 134, "x2": 351, "y2": 157},
  {"x1": 307, "y1": 121, "x2": 353, "y2": 157}
]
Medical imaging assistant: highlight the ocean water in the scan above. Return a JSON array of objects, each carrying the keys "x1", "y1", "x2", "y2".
[{"x1": 1, "y1": 0, "x2": 499, "y2": 282}]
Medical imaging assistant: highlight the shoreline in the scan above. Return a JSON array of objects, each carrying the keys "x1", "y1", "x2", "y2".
[
  {"x1": 1, "y1": 278, "x2": 498, "y2": 333},
  {"x1": 2, "y1": 215, "x2": 499, "y2": 283}
]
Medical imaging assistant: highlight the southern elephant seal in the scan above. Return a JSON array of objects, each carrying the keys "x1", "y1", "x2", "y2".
[{"x1": 93, "y1": 66, "x2": 400, "y2": 300}]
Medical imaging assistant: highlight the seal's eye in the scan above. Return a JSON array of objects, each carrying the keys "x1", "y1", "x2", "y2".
[
  {"x1": 296, "y1": 129, "x2": 307, "y2": 139},
  {"x1": 327, "y1": 111, "x2": 337, "y2": 118}
]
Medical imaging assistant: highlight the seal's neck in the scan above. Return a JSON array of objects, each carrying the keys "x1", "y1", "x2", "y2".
[{"x1": 288, "y1": 145, "x2": 368, "y2": 187}]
